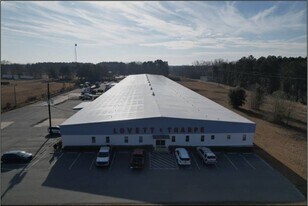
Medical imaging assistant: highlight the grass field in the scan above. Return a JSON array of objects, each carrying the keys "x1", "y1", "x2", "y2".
[
  {"x1": 179, "y1": 79, "x2": 307, "y2": 180},
  {"x1": 1, "y1": 79, "x2": 75, "y2": 111}
]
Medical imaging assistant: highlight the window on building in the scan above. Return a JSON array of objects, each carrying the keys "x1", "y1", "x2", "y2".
[
  {"x1": 211, "y1": 135, "x2": 215, "y2": 140},
  {"x1": 243, "y1": 134, "x2": 246, "y2": 141},
  {"x1": 124, "y1": 136, "x2": 128, "y2": 143},
  {"x1": 201, "y1": 135, "x2": 205, "y2": 142},
  {"x1": 172, "y1": 136, "x2": 175, "y2": 142},
  {"x1": 139, "y1": 136, "x2": 143, "y2": 143},
  {"x1": 106, "y1": 136, "x2": 110, "y2": 144},
  {"x1": 227, "y1": 135, "x2": 231, "y2": 139},
  {"x1": 92, "y1": 136, "x2": 96, "y2": 143},
  {"x1": 186, "y1": 135, "x2": 189, "y2": 142}
]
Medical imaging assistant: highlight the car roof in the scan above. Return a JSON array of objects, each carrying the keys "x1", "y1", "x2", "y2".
[
  {"x1": 3, "y1": 150, "x2": 26, "y2": 155},
  {"x1": 176, "y1": 148, "x2": 189, "y2": 158},
  {"x1": 99, "y1": 146, "x2": 110, "y2": 152},
  {"x1": 132, "y1": 149, "x2": 144, "y2": 155},
  {"x1": 198, "y1": 147, "x2": 214, "y2": 153}
]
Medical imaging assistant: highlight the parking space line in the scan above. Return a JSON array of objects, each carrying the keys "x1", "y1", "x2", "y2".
[
  {"x1": 223, "y1": 153, "x2": 238, "y2": 170},
  {"x1": 109, "y1": 151, "x2": 116, "y2": 169},
  {"x1": 240, "y1": 154, "x2": 256, "y2": 170},
  {"x1": 173, "y1": 153, "x2": 179, "y2": 169},
  {"x1": 191, "y1": 153, "x2": 200, "y2": 170},
  {"x1": 89, "y1": 155, "x2": 96, "y2": 170},
  {"x1": 30, "y1": 151, "x2": 47, "y2": 167},
  {"x1": 85, "y1": 152, "x2": 95, "y2": 154},
  {"x1": 254, "y1": 154, "x2": 273, "y2": 170},
  {"x1": 69, "y1": 153, "x2": 81, "y2": 170},
  {"x1": 149, "y1": 153, "x2": 152, "y2": 169},
  {"x1": 49, "y1": 153, "x2": 63, "y2": 169}
]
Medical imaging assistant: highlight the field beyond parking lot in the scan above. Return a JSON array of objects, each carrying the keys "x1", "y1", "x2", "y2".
[{"x1": 179, "y1": 79, "x2": 307, "y2": 181}]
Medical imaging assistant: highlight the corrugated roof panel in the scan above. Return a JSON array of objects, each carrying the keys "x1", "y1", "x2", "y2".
[{"x1": 61, "y1": 74, "x2": 253, "y2": 126}]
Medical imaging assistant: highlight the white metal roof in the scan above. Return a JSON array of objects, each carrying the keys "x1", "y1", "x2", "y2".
[
  {"x1": 73, "y1": 102, "x2": 92, "y2": 110},
  {"x1": 61, "y1": 74, "x2": 254, "y2": 126}
]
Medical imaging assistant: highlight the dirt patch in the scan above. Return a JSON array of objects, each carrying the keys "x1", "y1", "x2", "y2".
[
  {"x1": 179, "y1": 80, "x2": 307, "y2": 181},
  {"x1": 1, "y1": 80, "x2": 75, "y2": 112}
]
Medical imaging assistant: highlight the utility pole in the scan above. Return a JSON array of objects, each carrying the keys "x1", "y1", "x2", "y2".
[
  {"x1": 47, "y1": 82, "x2": 52, "y2": 136},
  {"x1": 13, "y1": 84, "x2": 17, "y2": 108},
  {"x1": 74, "y1": 43, "x2": 77, "y2": 62}
]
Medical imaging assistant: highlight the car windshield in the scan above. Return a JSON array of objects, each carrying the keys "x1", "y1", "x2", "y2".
[
  {"x1": 180, "y1": 157, "x2": 190, "y2": 161},
  {"x1": 17, "y1": 152, "x2": 28, "y2": 157},
  {"x1": 98, "y1": 152, "x2": 108, "y2": 157}
]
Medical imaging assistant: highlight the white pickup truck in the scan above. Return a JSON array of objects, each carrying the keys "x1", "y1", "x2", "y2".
[{"x1": 196, "y1": 147, "x2": 217, "y2": 164}]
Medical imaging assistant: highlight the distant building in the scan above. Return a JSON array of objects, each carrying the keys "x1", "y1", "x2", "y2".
[{"x1": 60, "y1": 74, "x2": 255, "y2": 148}]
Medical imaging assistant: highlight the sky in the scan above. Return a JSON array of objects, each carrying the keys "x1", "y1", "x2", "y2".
[{"x1": 1, "y1": 1, "x2": 307, "y2": 65}]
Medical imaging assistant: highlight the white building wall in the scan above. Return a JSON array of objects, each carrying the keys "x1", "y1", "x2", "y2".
[{"x1": 62, "y1": 133, "x2": 254, "y2": 147}]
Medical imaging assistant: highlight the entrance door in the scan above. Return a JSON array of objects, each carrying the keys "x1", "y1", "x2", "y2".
[{"x1": 155, "y1": 139, "x2": 166, "y2": 148}]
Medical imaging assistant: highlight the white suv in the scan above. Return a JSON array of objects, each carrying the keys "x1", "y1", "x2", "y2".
[
  {"x1": 96, "y1": 146, "x2": 111, "y2": 167},
  {"x1": 175, "y1": 148, "x2": 191, "y2": 166},
  {"x1": 196, "y1": 147, "x2": 217, "y2": 164}
]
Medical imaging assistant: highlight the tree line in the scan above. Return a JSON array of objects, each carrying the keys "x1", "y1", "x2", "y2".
[
  {"x1": 170, "y1": 55, "x2": 307, "y2": 104},
  {"x1": 1, "y1": 59, "x2": 169, "y2": 83}
]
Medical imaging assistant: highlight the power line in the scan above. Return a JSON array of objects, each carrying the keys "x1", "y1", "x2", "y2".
[{"x1": 217, "y1": 69, "x2": 306, "y2": 80}]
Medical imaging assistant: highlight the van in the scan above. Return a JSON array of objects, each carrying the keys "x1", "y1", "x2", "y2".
[
  {"x1": 196, "y1": 147, "x2": 217, "y2": 164},
  {"x1": 96, "y1": 146, "x2": 110, "y2": 167}
]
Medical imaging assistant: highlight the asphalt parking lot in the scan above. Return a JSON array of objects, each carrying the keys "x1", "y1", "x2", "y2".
[{"x1": 1, "y1": 92, "x2": 306, "y2": 205}]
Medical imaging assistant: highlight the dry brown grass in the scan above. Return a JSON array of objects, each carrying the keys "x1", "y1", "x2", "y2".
[
  {"x1": 179, "y1": 79, "x2": 307, "y2": 180},
  {"x1": 1, "y1": 79, "x2": 75, "y2": 111}
]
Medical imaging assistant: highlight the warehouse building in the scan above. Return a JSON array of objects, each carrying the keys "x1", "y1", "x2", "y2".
[{"x1": 60, "y1": 74, "x2": 256, "y2": 148}]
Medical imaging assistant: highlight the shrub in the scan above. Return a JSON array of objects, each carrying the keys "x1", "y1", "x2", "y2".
[
  {"x1": 228, "y1": 86, "x2": 247, "y2": 108},
  {"x1": 250, "y1": 84, "x2": 265, "y2": 110}
]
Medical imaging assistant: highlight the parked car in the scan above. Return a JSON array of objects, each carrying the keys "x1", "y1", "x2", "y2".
[
  {"x1": 130, "y1": 149, "x2": 145, "y2": 169},
  {"x1": 48, "y1": 126, "x2": 61, "y2": 135},
  {"x1": 1, "y1": 151, "x2": 33, "y2": 163},
  {"x1": 196, "y1": 147, "x2": 217, "y2": 164},
  {"x1": 175, "y1": 148, "x2": 191, "y2": 166},
  {"x1": 96, "y1": 146, "x2": 111, "y2": 167}
]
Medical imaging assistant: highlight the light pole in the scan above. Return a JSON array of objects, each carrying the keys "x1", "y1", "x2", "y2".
[{"x1": 47, "y1": 82, "x2": 52, "y2": 136}]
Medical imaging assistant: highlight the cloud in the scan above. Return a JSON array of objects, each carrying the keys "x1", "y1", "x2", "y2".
[{"x1": 1, "y1": 1, "x2": 306, "y2": 64}]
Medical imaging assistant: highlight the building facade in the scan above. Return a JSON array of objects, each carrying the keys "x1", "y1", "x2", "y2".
[{"x1": 60, "y1": 74, "x2": 255, "y2": 148}]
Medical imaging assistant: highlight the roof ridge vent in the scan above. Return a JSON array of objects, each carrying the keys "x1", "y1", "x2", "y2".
[
  {"x1": 150, "y1": 87, "x2": 153, "y2": 90},
  {"x1": 152, "y1": 92, "x2": 155, "y2": 96}
]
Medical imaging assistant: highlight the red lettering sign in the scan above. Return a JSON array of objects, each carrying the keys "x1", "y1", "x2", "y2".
[
  {"x1": 120, "y1": 128, "x2": 124, "y2": 134},
  {"x1": 135, "y1": 128, "x2": 139, "y2": 134},
  {"x1": 188, "y1": 127, "x2": 192, "y2": 133},
  {"x1": 127, "y1": 128, "x2": 132, "y2": 134},
  {"x1": 167, "y1": 127, "x2": 172, "y2": 133},
  {"x1": 143, "y1": 128, "x2": 147, "y2": 133},
  {"x1": 194, "y1": 127, "x2": 198, "y2": 133},
  {"x1": 200, "y1": 127, "x2": 204, "y2": 133},
  {"x1": 150, "y1": 128, "x2": 154, "y2": 133},
  {"x1": 174, "y1": 127, "x2": 178, "y2": 133},
  {"x1": 181, "y1": 127, "x2": 185, "y2": 133},
  {"x1": 113, "y1": 128, "x2": 117, "y2": 134}
]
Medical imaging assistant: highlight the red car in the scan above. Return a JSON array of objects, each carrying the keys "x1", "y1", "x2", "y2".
[{"x1": 130, "y1": 149, "x2": 145, "y2": 169}]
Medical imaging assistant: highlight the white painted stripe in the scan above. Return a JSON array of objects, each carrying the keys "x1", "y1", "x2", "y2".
[
  {"x1": 69, "y1": 153, "x2": 81, "y2": 170},
  {"x1": 224, "y1": 153, "x2": 238, "y2": 170},
  {"x1": 84, "y1": 152, "x2": 95, "y2": 154},
  {"x1": 49, "y1": 153, "x2": 64, "y2": 169},
  {"x1": 191, "y1": 153, "x2": 200, "y2": 170},
  {"x1": 240, "y1": 154, "x2": 256, "y2": 170},
  {"x1": 109, "y1": 151, "x2": 116, "y2": 169},
  {"x1": 30, "y1": 151, "x2": 47, "y2": 167},
  {"x1": 254, "y1": 154, "x2": 273, "y2": 170},
  {"x1": 149, "y1": 153, "x2": 152, "y2": 169},
  {"x1": 89, "y1": 156, "x2": 96, "y2": 170}
]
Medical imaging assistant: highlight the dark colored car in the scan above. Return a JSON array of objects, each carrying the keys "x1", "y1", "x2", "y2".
[
  {"x1": 130, "y1": 149, "x2": 145, "y2": 169},
  {"x1": 1, "y1": 151, "x2": 33, "y2": 164}
]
